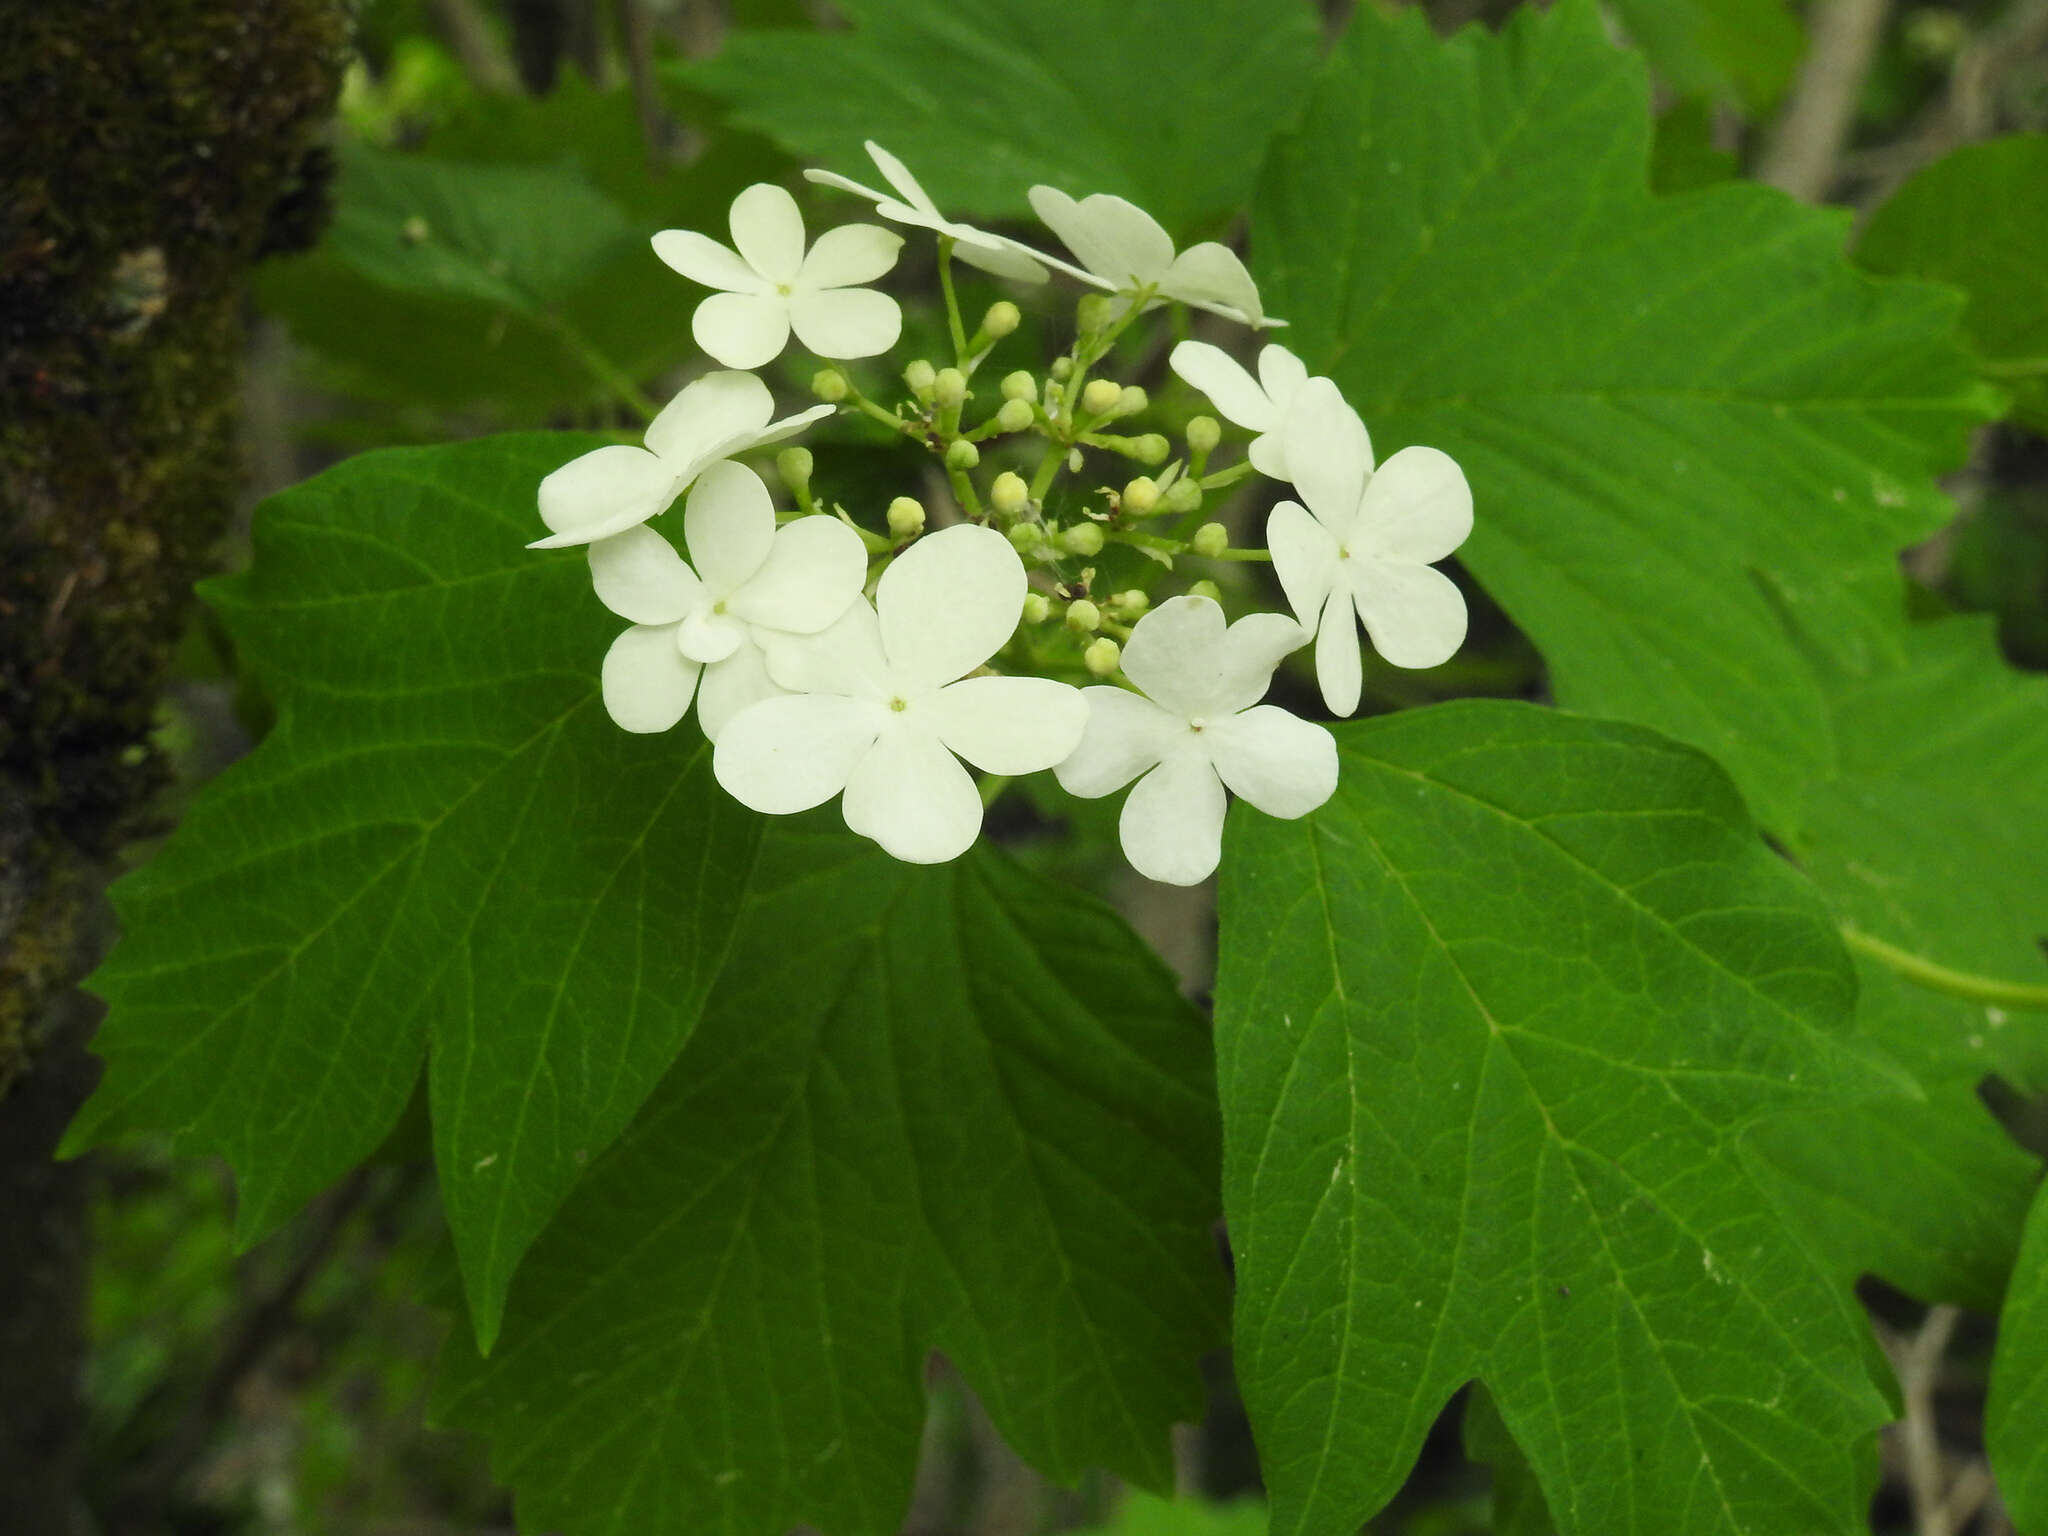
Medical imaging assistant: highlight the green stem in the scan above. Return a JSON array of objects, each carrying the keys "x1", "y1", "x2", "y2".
[
  {"x1": 1199, "y1": 459, "x2": 1257, "y2": 491},
  {"x1": 1841, "y1": 926, "x2": 2048, "y2": 1013},
  {"x1": 840, "y1": 379, "x2": 925, "y2": 441},
  {"x1": 1204, "y1": 547, "x2": 1273, "y2": 563},
  {"x1": 1028, "y1": 441, "x2": 1068, "y2": 501},
  {"x1": 937, "y1": 237, "x2": 970, "y2": 366},
  {"x1": 1979, "y1": 355, "x2": 2048, "y2": 379},
  {"x1": 947, "y1": 465, "x2": 985, "y2": 520}
]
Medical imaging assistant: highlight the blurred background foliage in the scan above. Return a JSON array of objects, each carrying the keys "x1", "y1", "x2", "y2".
[{"x1": 98, "y1": 0, "x2": 2048, "y2": 1531}]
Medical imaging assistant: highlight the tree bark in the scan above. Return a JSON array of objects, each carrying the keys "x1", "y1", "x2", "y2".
[{"x1": 0, "y1": 2, "x2": 349, "y2": 1528}]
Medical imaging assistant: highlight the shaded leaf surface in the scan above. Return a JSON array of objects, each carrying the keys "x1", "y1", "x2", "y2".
[
  {"x1": 684, "y1": 0, "x2": 1320, "y2": 233},
  {"x1": 1216, "y1": 701, "x2": 1901, "y2": 1536},
  {"x1": 72, "y1": 436, "x2": 759, "y2": 1352},
  {"x1": 433, "y1": 823, "x2": 1227, "y2": 1536},
  {"x1": 1988, "y1": 1180, "x2": 2048, "y2": 1528}
]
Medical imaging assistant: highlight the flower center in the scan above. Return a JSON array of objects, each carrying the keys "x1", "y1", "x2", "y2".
[
  {"x1": 712, "y1": 599, "x2": 728, "y2": 615},
  {"x1": 775, "y1": 282, "x2": 793, "y2": 297},
  {"x1": 1337, "y1": 545, "x2": 1351, "y2": 561},
  {"x1": 1188, "y1": 715, "x2": 1207, "y2": 733},
  {"x1": 889, "y1": 696, "x2": 909, "y2": 713}
]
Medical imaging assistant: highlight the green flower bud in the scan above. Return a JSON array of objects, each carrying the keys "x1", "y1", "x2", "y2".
[
  {"x1": 1186, "y1": 415, "x2": 1222, "y2": 454},
  {"x1": 1107, "y1": 588, "x2": 1150, "y2": 620},
  {"x1": 990, "y1": 471, "x2": 1030, "y2": 516},
  {"x1": 1001, "y1": 369, "x2": 1037, "y2": 402},
  {"x1": 1067, "y1": 447, "x2": 1084, "y2": 472},
  {"x1": 1191, "y1": 522, "x2": 1230, "y2": 558},
  {"x1": 812, "y1": 368, "x2": 849, "y2": 403},
  {"x1": 1008, "y1": 522, "x2": 1046, "y2": 555},
  {"x1": 1083, "y1": 636, "x2": 1121, "y2": 677},
  {"x1": 1116, "y1": 384, "x2": 1148, "y2": 418},
  {"x1": 1065, "y1": 598, "x2": 1102, "y2": 633},
  {"x1": 1080, "y1": 378, "x2": 1122, "y2": 416},
  {"x1": 1163, "y1": 478, "x2": 1203, "y2": 514},
  {"x1": 1132, "y1": 433, "x2": 1170, "y2": 465},
  {"x1": 903, "y1": 358, "x2": 937, "y2": 396},
  {"x1": 1121, "y1": 476, "x2": 1160, "y2": 516},
  {"x1": 1061, "y1": 521, "x2": 1106, "y2": 558},
  {"x1": 1050, "y1": 356, "x2": 1074, "y2": 381},
  {"x1": 945, "y1": 438, "x2": 980, "y2": 470},
  {"x1": 933, "y1": 366, "x2": 968, "y2": 409},
  {"x1": 776, "y1": 446, "x2": 813, "y2": 491},
  {"x1": 1021, "y1": 591, "x2": 1052, "y2": 625},
  {"x1": 982, "y1": 300, "x2": 1021, "y2": 339},
  {"x1": 995, "y1": 397, "x2": 1036, "y2": 434},
  {"x1": 1187, "y1": 579, "x2": 1223, "y2": 605},
  {"x1": 1076, "y1": 293, "x2": 1115, "y2": 333},
  {"x1": 887, "y1": 496, "x2": 926, "y2": 539}
]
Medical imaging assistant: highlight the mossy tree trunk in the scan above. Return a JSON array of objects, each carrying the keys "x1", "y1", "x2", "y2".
[{"x1": 0, "y1": 4, "x2": 348, "y2": 1528}]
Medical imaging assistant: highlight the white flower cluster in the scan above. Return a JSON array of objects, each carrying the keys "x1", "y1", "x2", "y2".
[{"x1": 531, "y1": 143, "x2": 1474, "y2": 884}]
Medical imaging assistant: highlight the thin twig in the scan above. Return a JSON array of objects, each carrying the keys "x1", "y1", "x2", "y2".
[
  {"x1": 1879, "y1": 1304, "x2": 1962, "y2": 1536},
  {"x1": 1756, "y1": 0, "x2": 1894, "y2": 201}
]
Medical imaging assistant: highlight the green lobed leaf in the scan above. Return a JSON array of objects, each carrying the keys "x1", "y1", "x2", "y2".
[
  {"x1": 1856, "y1": 134, "x2": 2048, "y2": 433},
  {"x1": 432, "y1": 821, "x2": 1227, "y2": 1536},
  {"x1": 1252, "y1": 0, "x2": 1989, "y2": 833},
  {"x1": 1988, "y1": 1178, "x2": 2048, "y2": 1527},
  {"x1": 1609, "y1": 0, "x2": 1803, "y2": 110},
  {"x1": 1071, "y1": 1489, "x2": 1270, "y2": 1536},
  {"x1": 69, "y1": 435, "x2": 760, "y2": 1352},
  {"x1": 681, "y1": 0, "x2": 1321, "y2": 233},
  {"x1": 1216, "y1": 701, "x2": 1906, "y2": 1536},
  {"x1": 1463, "y1": 1388, "x2": 1557, "y2": 1536}
]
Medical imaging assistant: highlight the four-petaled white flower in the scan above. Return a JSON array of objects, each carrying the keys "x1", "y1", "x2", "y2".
[
  {"x1": 713, "y1": 524, "x2": 1087, "y2": 864},
  {"x1": 805, "y1": 141, "x2": 1050, "y2": 285},
  {"x1": 530, "y1": 371, "x2": 831, "y2": 550},
  {"x1": 1268, "y1": 378, "x2": 1473, "y2": 715},
  {"x1": 1168, "y1": 339, "x2": 1311, "y2": 479},
  {"x1": 590, "y1": 462, "x2": 866, "y2": 741},
  {"x1": 1026, "y1": 186, "x2": 1277, "y2": 328},
  {"x1": 1055, "y1": 596, "x2": 1335, "y2": 886},
  {"x1": 653, "y1": 183, "x2": 904, "y2": 370}
]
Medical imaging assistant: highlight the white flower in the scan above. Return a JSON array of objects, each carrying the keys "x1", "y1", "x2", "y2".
[
  {"x1": 530, "y1": 371, "x2": 832, "y2": 550},
  {"x1": 1055, "y1": 596, "x2": 1334, "y2": 886},
  {"x1": 713, "y1": 524, "x2": 1086, "y2": 864},
  {"x1": 1026, "y1": 186, "x2": 1277, "y2": 328},
  {"x1": 652, "y1": 183, "x2": 904, "y2": 369},
  {"x1": 589, "y1": 462, "x2": 866, "y2": 741},
  {"x1": 804, "y1": 141, "x2": 1050, "y2": 285},
  {"x1": 1268, "y1": 379, "x2": 1472, "y2": 715},
  {"x1": 1168, "y1": 339, "x2": 1311, "y2": 479}
]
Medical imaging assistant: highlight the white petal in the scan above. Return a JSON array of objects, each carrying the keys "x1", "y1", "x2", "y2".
[
  {"x1": 716, "y1": 400, "x2": 837, "y2": 461},
  {"x1": 677, "y1": 606, "x2": 744, "y2": 664},
  {"x1": 1027, "y1": 186, "x2": 1174, "y2": 289},
  {"x1": 763, "y1": 598, "x2": 892, "y2": 700},
  {"x1": 712, "y1": 692, "x2": 887, "y2": 813},
  {"x1": 950, "y1": 232, "x2": 1051, "y2": 285},
  {"x1": 864, "y1": 141, "x2": 938, "y2": 215},
  {"x1": 649, "y1": 229, "x2": 768, "y2": 294},
  {"x1": 643, "y1": 370, "x2": 773, "y2": 466},
  {"x1": 1161, "y1": 242, "x2": 1264, "y2": 325},
  {"x1": 1054, "y1": 687, "x2": 1177, "y2": 798},
  {"x1": 586, "y1": 525, "x2": 699, "y2": 624},
  {"x1": 802, "y1": 167, "x2": 889, "y2": 205},
  {"x1": 875, "y1": 524, "x2": 1024, "y2": 693},
  {"x1": 788, "y1": 287, "x2": 901, "y2": 359},
  {"x1": 1314, "y1": 588, "x2": 1364, "y2": 715},
  {"x1": 1203, "y1": 706, "x2": 1338, "y2": 819},
  {"x1": 531, "y1": 445, "x2": 682, "y2": 549},
  {"x1": 1257, "y1": 344, "x2": 1310, "y2": 403},
  {"x1": 798, "y1": 223, "x2": 902, "y2": 289},
  {"x1": 924, "y1": 675, "x2": 1087, "y2": 774},
  {"x1": 727, "y1": 513, "x2": 867, "y2": 635},
  {"x1": 1119, "y1": 596, "x2": 1301, "y2": 719},
  {"x1": 695, "y1": 634, "x2": 784, "y2": 742},
  {"x1": 841, "y1": 723, "x2": 983, "y2": 863},
  {"x1": 1355, "y1": 446, "x2": 1473, "y2": 566},
  {"x1": 682, "y1": 460, "x2": 775, "y2": 596},
  {"x1": 1169, "y1": 340, "x2": 1274, "y2": 431},
  {"x1": 728, "y1": 182, "x2": 806, "y2": 285},
  {"x1": 1119, "y1": 748, "x2": 1227, "y2": 886},
  {"x1": 692, "y1": 290, "x2": 792, "y2": 371},
  {"x1": 1267, "y1": 500, "x2": 1341, "y2": 630},
  {"x1": 1280, "y1": 378, "x2": 1373, "y2": 535},
  {"x1": 1247, "y1": 431, "x2": 1291, "y2": 482},
  {"x1": 601, "y1": 624, "x2": 700, "y2": 734},
  {"x1": 1350, "y1": 559, "x2": 1468, "y2": 670}
]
